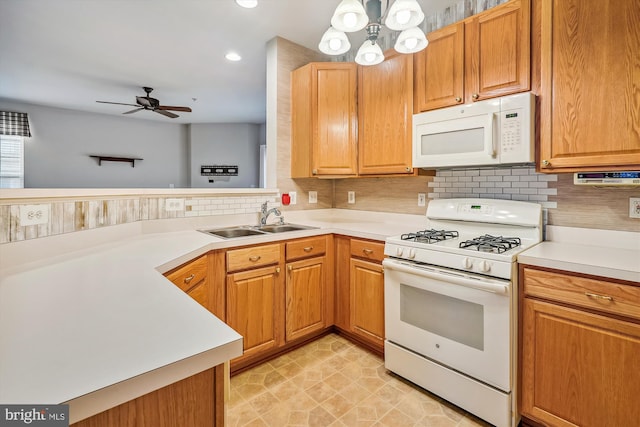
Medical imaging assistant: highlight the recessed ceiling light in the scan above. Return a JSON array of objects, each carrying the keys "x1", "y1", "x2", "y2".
[
  {"x1": 235, "y1": 0, "x2": 258, "y2": 8},
  {"x1": 225, "y1": 52, "x2": 242, "y2": 61}
]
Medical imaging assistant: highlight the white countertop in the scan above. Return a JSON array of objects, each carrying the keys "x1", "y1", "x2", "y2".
[
  {"x1": 517, "y1": 226, "x2": 640, "y2": 283},
  {"x1": 0, "y1": 208, "x2": 427, "y2": 423}
]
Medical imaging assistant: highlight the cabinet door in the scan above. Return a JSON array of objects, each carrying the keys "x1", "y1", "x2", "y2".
[
  {"x1": 521, "y1": 298, "x2": 640, "y2": 426},
  {"x1": 358, "y1": 52, "x2": 413, "y2": 175},
  {"x1": 465, "y1": 0, "x2": 530, "y2": 102},
  {"x1": 285, "y1": 256, "x2": 326, "y2": 342},
  {"x1": 350, "y1": 258, "x2": 384, "y2": 349},
  {"x1": 226, "y1": 265, "x2": 283, "y2": 361},
  {"x1": 334, "y1": 236, "x2": 352, "y2": 331},
  {"x1": 413, "y1": 22, "x2": 464, "y2": 112},
  {"x1": 538, "y1": 0, "x2": 640, "y2": 171}
]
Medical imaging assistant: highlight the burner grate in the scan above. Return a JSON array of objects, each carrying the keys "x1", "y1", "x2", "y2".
[
  {"x1": 401, "y1": 229, "x2": 459, "y2": 244},
  {"x1": 459, "y1": 234, "x2": 522, "y2": 253}
]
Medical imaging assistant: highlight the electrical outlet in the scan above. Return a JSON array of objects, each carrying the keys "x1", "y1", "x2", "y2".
[
  {"x1": 309, "y1": 191, "x2": 318, "y2": 204},
  {"x1": 630, "y1": 197, "x2": 640, "y2": 218},
  {"x1": 19, "y1": 204, "x2": 50, "y2": 226},
  {"x1": 166, "y1": 198, "x2": 185, "y2": 212},
  {"x1": 289, "y1": 191, "x2": 297, "y2": 205},
  {"x1": 418, "y1": 193, "x2": 426, "y2": 207},
  {"x1": 348, "y1": 191, "x2": 355, "y2": 204}
]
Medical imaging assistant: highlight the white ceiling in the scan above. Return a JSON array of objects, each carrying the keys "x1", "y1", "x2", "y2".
[{"x1": 0, "y1": 0, "x2": 458, "y2": 124}]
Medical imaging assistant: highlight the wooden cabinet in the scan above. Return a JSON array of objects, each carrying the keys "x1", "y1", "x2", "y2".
[
  {"x1": 226, "y1": 244, "x2": 285, "y2": 364},
  {"x1": 71, "y1": 366, "x2": 225, "y2": 427},
  {"x1": 165, "y1": 254, "x2": 223, "y2": 318},
  {"x1": 334, "y1": 236, "x2": 385, "y2": 353},
  {"x1": 358, "y1": 51, "x2": 414, "y2": 175},
  {"x1": 414, "y1": 0, "x2": 530, "y2": 112},
  {"x1": 537, "y1": 0, "x2": 640, "y2": 172},
  {"x1": 291, "y1": 62, "x2": 358, "y2": 177},
  {"x1": 520, "y1": 266, "x2": 640, "y2": 427},
  {"x1": 285, "y1": 237, "x2": 329, "y2": 341}
]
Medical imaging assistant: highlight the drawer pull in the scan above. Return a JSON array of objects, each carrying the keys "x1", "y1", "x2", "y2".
[
  {"x1": 184, "y1": 274, "x2": 195, "y2": 284},
  {"x1": 303, "y1": 246, "x2": 313, "y2": 252},
  {"x1": 249, "y1": 255, "x2": 261, "y2": 262},
  {"x1": 363, "y1": 249, "x2": 374, "y2": 255},
  {"x1": 288, "y1": 265, "x2": 293, "y2": 271},
  {"x1": 585, "y1": 292, "x2": 614, "y2": 302}
]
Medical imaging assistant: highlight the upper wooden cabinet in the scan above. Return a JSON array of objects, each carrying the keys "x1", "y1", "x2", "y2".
[
  {"x1": 291, "y1": 62, "x2": 358, "y2": 177},
  {"x1": 358, "y1": 51, "x2": 414, "y2": 175},
  {"x1": 537, "y1": 0, "x2": 640, "y2": 172},
  {"x1": 414, "y1": 0, "x2": 530, "y2": 112}
]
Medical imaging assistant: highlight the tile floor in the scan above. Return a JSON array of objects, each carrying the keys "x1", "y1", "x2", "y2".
[{"x1": 228, "y1": 333, "x2": 492, "y2": 426}]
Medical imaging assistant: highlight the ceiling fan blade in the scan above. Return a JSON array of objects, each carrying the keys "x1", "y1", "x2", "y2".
[
  {"x1": 122, "y1": 108, "x2": 144, "y2": 115},
  {"x1": 154, "y1": 109, "x2": 179, "y2": 119},
  {"x1": 158, "y1": 105, "x2": 192, "y2": 112},
  {"x1": 96, "y1": 101, "x2": 139, "y2": 107}
]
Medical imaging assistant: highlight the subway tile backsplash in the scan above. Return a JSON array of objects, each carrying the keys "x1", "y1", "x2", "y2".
[
  {"x1": 428, "y1": 166, "x2": 558, "y2": 209},
  {"x1": 0, "y1": 194, "x2": 277, "y2": 244}
]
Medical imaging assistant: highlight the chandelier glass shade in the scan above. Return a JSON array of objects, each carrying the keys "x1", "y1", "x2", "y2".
[{"x1": 319, "y1": 0, "x2": 428, "y2": 65}]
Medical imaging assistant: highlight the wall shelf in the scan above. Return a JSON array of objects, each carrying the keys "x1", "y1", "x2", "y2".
[{"x1": 90, "y1": 155, "x2": 143, "y2": 168}]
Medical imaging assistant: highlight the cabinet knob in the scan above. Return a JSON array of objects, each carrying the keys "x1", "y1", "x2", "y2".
[
  {"x1": 405, "y1": 167, "x2": 411, "y2": 172},
  {"x1": 363, "y1": 248, "x2": 374, "y2": 255},
  {"x1": 455, "y1": 97, "x2": 462, "y2": 103},
  {"x1": 541, "y1": 160, "x2": 551, "y2": 167},
  {"x1": 312, "y1": 169, "x2": 318, "y2": 175},
  {"x1": 249, "y1": 255, "x2": 261, "y2": 262},
  {"x1": 288, "y1": 265, "x2": 293, "y2": 271},
  {"x1": 184, "y1": 274, "x2": 195, "y2": 284},
  {"x1": 275, "y1": 267, "x2": 281, "y2": 274},
  {"x1": 472, "y1": 93, "x2": 480, "y2": 100}
]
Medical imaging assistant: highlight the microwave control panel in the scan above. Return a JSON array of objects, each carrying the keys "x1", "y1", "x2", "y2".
[{"x1": 499, "y1": 93, "x2": 534, "y2": 163}]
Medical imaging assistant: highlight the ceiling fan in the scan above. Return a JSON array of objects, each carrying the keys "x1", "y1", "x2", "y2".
[{"x1": 96, "y1": 87, "x2": 192, "y2": 119}]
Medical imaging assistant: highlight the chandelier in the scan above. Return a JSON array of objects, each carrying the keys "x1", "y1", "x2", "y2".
[{"x1": 319, "y1": 0, "x2": 428, "y2": 66}]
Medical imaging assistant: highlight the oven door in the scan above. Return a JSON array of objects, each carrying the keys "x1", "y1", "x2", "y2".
[{"x1": 383, "y1": 258, "x2": 511, "y2": 391}]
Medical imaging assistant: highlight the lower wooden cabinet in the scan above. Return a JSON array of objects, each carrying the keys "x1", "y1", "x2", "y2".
[
  {"x1": 227, "y1": 264, "x2": 284, "y2": 361},
  {"x1": 335, "y1": 236, "x2": 385, "y2": 353},
  {"x1": 286, "y1": 256, "x2": 327, "y2": 342},
  {"x1": 71, "y1": 366, "x2": 225, "y2": 427},
  {"x1": 520, "y1": 266, "x2": 640, "y2": 427}
]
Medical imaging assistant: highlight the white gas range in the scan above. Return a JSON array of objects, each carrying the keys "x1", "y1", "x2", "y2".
[{"x1": 383, "y1": 198, "x2": 542, "y2": 427}]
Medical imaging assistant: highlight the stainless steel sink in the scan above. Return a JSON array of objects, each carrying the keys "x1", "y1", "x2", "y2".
[
  {"x1": 200, "y1": 226, "x2": 267, "y2": 239},
  {"x1": 199, "y1": 223, "x2": 316, "y2": 239},
  {"x1": 258, "y1": 224, "x2": 316, "y2": 233}
]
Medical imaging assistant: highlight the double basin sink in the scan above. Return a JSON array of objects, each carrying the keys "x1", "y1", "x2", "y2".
[{"x1": 200, "y1": 223, "x2": 317, "y2": 239}]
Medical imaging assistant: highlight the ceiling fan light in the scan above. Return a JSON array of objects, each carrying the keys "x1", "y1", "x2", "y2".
[
  {"x1": 355, "y1": 40, "x2": 384, "y2": 66},
  {"x1": 385, "y1": 0, "x2": 425, "y2": 31},
  {"x1": 394, "y1": 27, "x2": 428, "y2": 53},
  {"x1": 318, "y1": 27, "x2": 351, "y2": 55},
  {"x1": 330, "y1": 0, "x2": 368, "y2": 32},
  {"x1": 235, "y1": 0, "x2": 258, "y2": 9}
]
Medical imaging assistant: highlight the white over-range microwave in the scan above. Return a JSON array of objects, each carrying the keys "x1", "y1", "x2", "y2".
[{"x1": 413, "y1": 92, "x2": 535, "y2": 169}]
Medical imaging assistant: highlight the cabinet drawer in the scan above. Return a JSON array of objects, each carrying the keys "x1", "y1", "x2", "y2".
[
  {"x1": 523, "y1": 267, "x2": 640, "y2": 321},
  {"x1": 350, "y1": 239, "x2": 385, "y2": 263},
  {"x1": 286, "y1": 236, "x2": 326, "y2": 261},
  {"x1": 166, "y1": 255, "x2": 208, "y2": 292},
  {"x1": 227, "y1": 244, "x2": 281, "y2": 273}
]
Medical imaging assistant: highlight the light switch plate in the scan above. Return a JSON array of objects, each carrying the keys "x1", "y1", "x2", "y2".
[
  {"x1": 289, "y1": 191, "x2": 297, "y2": 205},
  {"x1": 348, "y1": 191, "x2": 355, "y2": 204},
  {"x1": 630, "y1": 197, "x2": 640, "y2": 218},
  {"x1": 166, "y1": 198, "x2": 185, "y2": 212},
  {"x1": 19, "y1": 204, "x2": 50, "y2": 226},
  {"x1": 418, "y1": 193, "x2": 426, "y2": 207},
  {"x1": 309, "y1": 191, "x2": 318, "y2": 204}
]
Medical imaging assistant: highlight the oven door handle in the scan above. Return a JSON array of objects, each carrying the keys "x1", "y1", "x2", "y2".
[{"x1": 383, "y1": 259, "x2": 509, "y2": 295}]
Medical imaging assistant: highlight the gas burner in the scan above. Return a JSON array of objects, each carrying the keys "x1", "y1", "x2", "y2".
[
  {"x1": 459, "y1": 235, "x2": 522, "y2": 254},
  {"x1": 401, "y1": 229, "x2": 459, "y2": 244}
]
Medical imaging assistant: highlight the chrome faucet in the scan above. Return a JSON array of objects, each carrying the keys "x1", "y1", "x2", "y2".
[{"x1": 259, "y1": 202, "x2": 283, "y2": 226}]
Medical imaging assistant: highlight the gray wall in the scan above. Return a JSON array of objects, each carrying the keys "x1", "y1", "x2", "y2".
[
  {"x1": 0, "y1": 99, "x2": 189, "y2": 188},
  {"x1": 189, "y1": 123, "x2": 261, "y2": 188}
]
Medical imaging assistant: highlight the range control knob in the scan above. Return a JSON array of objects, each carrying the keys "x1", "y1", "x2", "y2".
[
  {"x1": 408, "y1": 248, "x2": 416, "y2": 259},
  {"x1": 478, "y1": 260, "x2": 491, "y2": 273},
  {"x1": 396, "y1": 247, "x2": 404, "y2": 257},
  {"x1": 462, "y1": 257, "x2": 473, "y2": 269}
]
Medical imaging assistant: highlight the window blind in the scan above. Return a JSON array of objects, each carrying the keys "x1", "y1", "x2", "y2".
[
  {"x1": 0, "y1": 135, "x2": 24, "y2": 188},
  {"x1": 0, "y1": 111, "x2": 32, "y2": 137}
]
